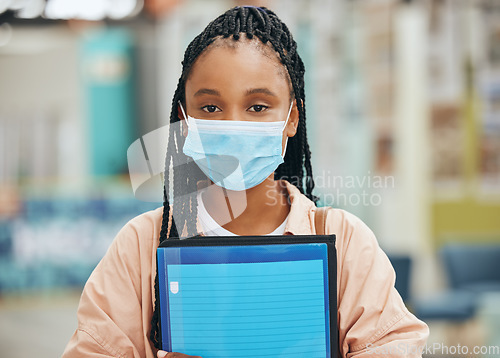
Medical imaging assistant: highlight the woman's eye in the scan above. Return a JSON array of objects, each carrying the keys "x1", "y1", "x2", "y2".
[
  {"x1": 249, "y1": 105, "x2": 268, "y2": 112},
  {"x1": 202, "y1": 105, "x2": 220, "y2": 113}
]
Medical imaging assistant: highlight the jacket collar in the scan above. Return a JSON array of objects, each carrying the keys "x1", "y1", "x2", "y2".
[
  {"x1": 193, "y1": 180, "x2": 316, "y2": 236},
  {"x1": 281, "y1": 180, "x2": 316, "y2": 235}
]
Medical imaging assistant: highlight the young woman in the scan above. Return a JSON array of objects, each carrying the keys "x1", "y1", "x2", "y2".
[{"x1": 63, "y1": 6, "x2": 429, "y2": 358}]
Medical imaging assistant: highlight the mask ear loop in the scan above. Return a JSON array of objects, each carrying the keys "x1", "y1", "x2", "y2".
[
  {"x1": 281, "y1": 101, "x2": 294, "y2": 157},
  {"x1": 178, "y1": 101, "x2": 190, "y2": 128}
]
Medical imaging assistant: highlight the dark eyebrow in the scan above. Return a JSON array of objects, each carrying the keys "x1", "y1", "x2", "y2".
[
  {"x1": 245, "y1": 88, "x2": 277, "y2": 97},
  {"x1": 193, "y1": 88, "x2": 221, "y2": 97}
]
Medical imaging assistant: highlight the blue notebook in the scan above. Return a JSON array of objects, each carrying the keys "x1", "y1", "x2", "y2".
[{"x1": 157, "y1": 235, "x2": 337, "y2": 358}]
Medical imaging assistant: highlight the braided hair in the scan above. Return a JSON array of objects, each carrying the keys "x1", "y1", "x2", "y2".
[{"x1": 150, "y1": 5, "x2": 317, "y2": 348}]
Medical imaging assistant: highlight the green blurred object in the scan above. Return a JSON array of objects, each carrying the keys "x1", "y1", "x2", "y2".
[
  {"x1": 81, "y1": 27, "x2": 137, "y2": 176},
  {"x1": 433, "y1": 200, "x2": 500, "y2": 246}
]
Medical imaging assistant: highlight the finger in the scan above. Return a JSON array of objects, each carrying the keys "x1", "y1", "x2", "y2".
[
  {"x1": 157, "y1": 351, "x2": 168, "y2": 358},
  {"x1": 164, "y1": 353, "x2": 202, "y2": 358}
]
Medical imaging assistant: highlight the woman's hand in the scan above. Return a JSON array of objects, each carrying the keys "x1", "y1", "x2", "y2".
[{"x1": 157, "y1": 350, "x2": 202, "y2": 358}]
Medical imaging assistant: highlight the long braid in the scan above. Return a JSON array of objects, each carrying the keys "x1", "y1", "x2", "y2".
[{"x1": 150, "y1": 6, "x2": 317, "y2": 349}]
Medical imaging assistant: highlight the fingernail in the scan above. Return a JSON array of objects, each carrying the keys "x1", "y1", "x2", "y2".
[{"x1": 158, "y1": 351, "x2": 168, "y2": 358}]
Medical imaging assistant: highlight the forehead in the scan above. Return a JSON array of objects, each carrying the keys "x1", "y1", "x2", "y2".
[{"x1": 185, "y1": 37, "x2": 291, "y2": 94}]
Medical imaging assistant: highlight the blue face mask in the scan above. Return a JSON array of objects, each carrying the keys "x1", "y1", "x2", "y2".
[{"x1": 180, "y1": 102, "x2": 293, "y2": 191}]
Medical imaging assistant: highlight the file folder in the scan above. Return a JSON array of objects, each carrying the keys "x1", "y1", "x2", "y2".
[{"x1": 157, "y1": 235, "x2": 337, "y2": 358}]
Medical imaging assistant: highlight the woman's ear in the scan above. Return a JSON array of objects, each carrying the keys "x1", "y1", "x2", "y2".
[
  {"x1": 285, "y1": 99, "x2": 300, "y2": 138},
  {"x1": 178, "y1": 103, "x2": 188, "y2": 137}
]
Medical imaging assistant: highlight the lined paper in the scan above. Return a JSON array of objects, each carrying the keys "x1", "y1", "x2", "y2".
[{"x1": 166, "y1": 259, "x2": 327, "y2": 358}]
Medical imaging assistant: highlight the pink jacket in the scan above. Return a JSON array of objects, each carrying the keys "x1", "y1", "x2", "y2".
[{"x1": 63, "y1": 181, "x2": 429, "y2": 357}]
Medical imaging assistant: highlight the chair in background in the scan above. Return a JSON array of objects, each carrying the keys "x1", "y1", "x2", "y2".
[
  {"x1": 441, "y1": 244, "x2": 500, "y2": 294},
  {"x1": 414, "y1": 243, "x2": 500, "y2": 322},
  {"x1": 412, "y1": 243, "x2": 500, "y2": 354},
  {"x1": 387, "y1": 255, "x2": 412, "y2": 304}
]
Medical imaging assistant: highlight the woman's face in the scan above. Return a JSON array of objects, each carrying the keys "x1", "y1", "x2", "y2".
[{"x1": 181, "y1": 37, "x2": 299, "y2": 151}]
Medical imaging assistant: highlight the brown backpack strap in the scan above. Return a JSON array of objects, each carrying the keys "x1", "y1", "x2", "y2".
[{"x1": 314, "y1": 206, "x2": 330, "y2": 235}]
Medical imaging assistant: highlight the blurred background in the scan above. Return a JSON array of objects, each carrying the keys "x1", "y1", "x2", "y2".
[{"x1": 1, "y1": 0, "x2": 500, "y2": 357}]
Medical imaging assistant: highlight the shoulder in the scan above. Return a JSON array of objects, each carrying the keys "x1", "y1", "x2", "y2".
[
  {"x1": 323, "y1": 207, "x2": 381, "y2": 266},
  {"x1": 324, "y1": 207, "x2": 376, "y2": 242},
  {"x1": 103, "y1": 206, "x2": 164, "y2": 264},
  {"x1": 86, "y1": 206, "x2": 165, "y2": 298},
  {"x1": 324, "y1": 208, "x2": 370, "y2": 233},
  {"x1": 119, "y1": 206, "x2": 164, "y2": 242}
]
